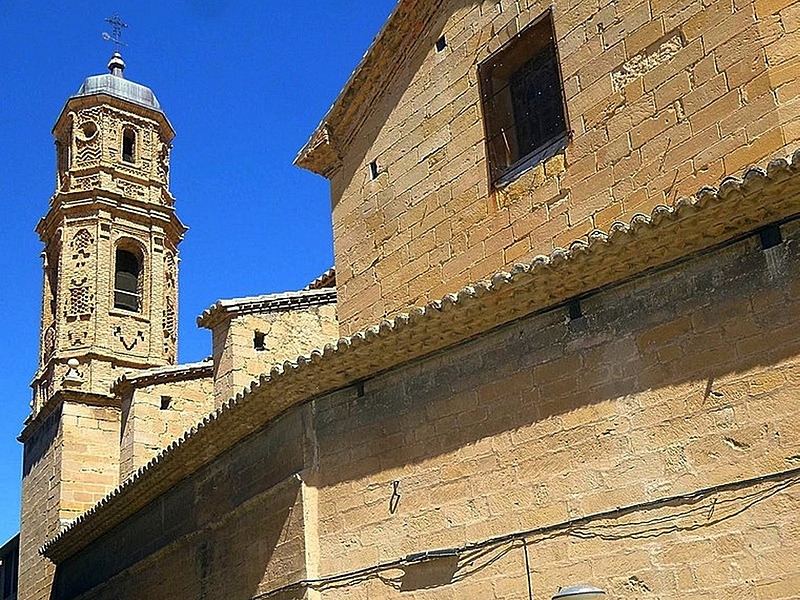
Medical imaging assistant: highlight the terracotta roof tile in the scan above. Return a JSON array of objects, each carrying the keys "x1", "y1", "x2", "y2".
[
  {"x1": 304, "y1": 267, "x2": 336, "y2": 290},
  {"x1": 197, "y1": 288, "x2": 337, "y2": 329}
]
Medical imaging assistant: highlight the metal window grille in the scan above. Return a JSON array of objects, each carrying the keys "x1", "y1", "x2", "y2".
[
  {"x1": 114, "y1": 249, "x2": 141, "y2": 312},
  {"x1": 479, "y1": 10, "x2": 569, "y2": 185}
]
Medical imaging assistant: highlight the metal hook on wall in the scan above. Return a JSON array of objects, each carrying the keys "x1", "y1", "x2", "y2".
[{"x1": 389, "y1": 480, "x2": 401, "y2": 514}]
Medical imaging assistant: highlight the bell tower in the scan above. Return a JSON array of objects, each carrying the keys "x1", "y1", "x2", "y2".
[
  {"x1": 18, "y1": 49, "x2": 185, "y2": 600},
  {"x1": 33, "y1": 51, "x2": 184, "y2": 409}
]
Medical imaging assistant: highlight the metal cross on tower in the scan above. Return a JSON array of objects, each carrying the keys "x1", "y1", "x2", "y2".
[{"x1": 102, "y1": 14, "x2": 128, "y2": 52}]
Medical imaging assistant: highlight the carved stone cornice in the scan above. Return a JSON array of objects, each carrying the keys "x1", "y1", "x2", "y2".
[
  {"x1": 36, "y1": 193, "x2": 187, "y2": 245},
  {"x1": 294, "y1": 0, "x2": 446, "y2": 177},
  {"x1": 54, "y1": 93, "x2": 175, "y2": 141},
  {"x1": 111, "y1": 361, "x2": 213, "y2": 395},
  {"x1": 197, "y1": 289, "x2": 338, "y2": 330},
  {"x1": 18, "y1": 388, "x2": 120, "y2": 444}
]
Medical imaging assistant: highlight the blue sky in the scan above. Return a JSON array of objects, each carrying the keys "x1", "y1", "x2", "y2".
[{"x1": 0, "y1": 1, "x2": 398, "y2": 543}]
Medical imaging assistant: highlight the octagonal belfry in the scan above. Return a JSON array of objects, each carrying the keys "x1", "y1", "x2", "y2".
[
  {"x1": 33, "y1": 51, "x2": 185, "y2": 414},
  {"x1": 19, "y1": 52, "x2": 185, "y2": 600}
]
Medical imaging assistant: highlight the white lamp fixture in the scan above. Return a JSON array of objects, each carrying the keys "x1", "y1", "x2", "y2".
[{"x1": 552, "y1": 584, "x2": 606, "y2": 600}]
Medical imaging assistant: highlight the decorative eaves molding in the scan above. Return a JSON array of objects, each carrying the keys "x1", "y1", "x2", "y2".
[
  {"x1": 197, "y1": 288, "x2": 338, "y2": 330},
  {"x1": 111, "y1": 361, "x2": 213, "y2": 394},
  {"x1": 294, "y1": 0, "x2": 446, "y2": 176}
]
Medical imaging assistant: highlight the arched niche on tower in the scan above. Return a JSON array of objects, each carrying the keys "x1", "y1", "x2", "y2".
[
  {"x1": 112, "y1": 237, "x2": 147, "y2": 315},
  {"x1": 121, "y1": 126, "x2": 136, "y2": 164}
]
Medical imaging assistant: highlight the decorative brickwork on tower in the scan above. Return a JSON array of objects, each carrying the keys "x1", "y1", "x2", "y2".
[{"x1": 18, "y1": 54, "x2": 185, "y2": 600}]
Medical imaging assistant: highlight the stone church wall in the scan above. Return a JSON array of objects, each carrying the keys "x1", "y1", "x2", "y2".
[
  {"x1": 209, "y1": 304, "x2": 338, "y2": 405},
  {"x1": 49, "y1": 218, "x2": 800, "y2": 599},
  {"x1": 311, "y1": 219, "x2": 800, "y2": 599},
  {"x1": 18, "y1": 410, "x2": 62, "y2": 600},
  {"x1": 20, "y1": 400, "x2": 121, "y2": 600},
  {"x1": 119, "y1": 374, "x2": 215, "y2": 482},
  {"x1": 329, "y1": 0, "x2": 800, "y2": 334},
  {"x1": 52, "y1": 406, "x2": 310, "y2": 600},
  {"x1": 57, "y1": 402, "x2": 121, "y2": 524}
]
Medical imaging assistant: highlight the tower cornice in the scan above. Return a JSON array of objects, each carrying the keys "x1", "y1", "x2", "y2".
[
  {"x1": 54, "y1": 92, "x2": 175, "y2": 141},
  {"x1": 18, "y1": 388, "x2": 121, "y2": 444},
  {"x1": 55, "y1": 159, "x2": 175, "y2": 192},
  {"x1": 36, "y1": 193, "x2": 187, "y2": 245}
]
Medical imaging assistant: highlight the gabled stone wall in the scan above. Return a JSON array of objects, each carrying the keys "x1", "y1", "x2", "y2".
[
  {"x1": 317, "y1": 0, "x2": 800, "y2": 334},
  {"x1": 119, "y1": 372, "x2": 214, "y2": 481},
  {"x1": 208, "y1": 303, "x2": 338, "y2": 405}
]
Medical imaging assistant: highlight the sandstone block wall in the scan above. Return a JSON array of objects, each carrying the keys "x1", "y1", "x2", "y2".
[
  {"x1": 58, "y1": 402, "x2": 120, "y2": 524},
  {"x1": 311, "y1": 219, "x2": 800, "y2": 598},
  {"x1": 119, "y1": 375, "x2": 214, "y2": 481},
  {"x1": 52, "y1": 406, "x2": 312, "y2": 600},
  {"x1": 330, "y1": 0, "x2": 800, "y2": 334},
  {"x1": 210, "y1": 304, "x2": 338, "y2": 405},
  {"x1": 48, "y1": 217, "x2": 800, "y2": 599},
  {"x1": 19, "y1": 399, "x2": 121, "y2": 600},
  {"x1": 18, "y1": 410, "x2": 62, "y2": 600}
]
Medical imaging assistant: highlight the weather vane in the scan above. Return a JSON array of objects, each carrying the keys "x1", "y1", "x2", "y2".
[{"x1": 102, "y1": 14, "x2": 128, "y2": 52}]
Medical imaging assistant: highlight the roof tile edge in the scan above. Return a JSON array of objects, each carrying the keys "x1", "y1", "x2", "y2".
[
  {"x1": 197, "y1": 288, "x2": 338, "y2": 329},
  {"x1": 111, "y1": 361, "x2": 214, "y2": 394}
]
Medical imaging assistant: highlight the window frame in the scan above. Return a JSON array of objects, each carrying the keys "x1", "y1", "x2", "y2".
[
  {"x1": 478, "y1": 8, "x2": 571, "y2": 187},
  {"x1": 113, "y1": 246, "x2": 143, "y2": 313},
  {"x1": 122, "y1": 127, "x2": 136, "y2": 164}
]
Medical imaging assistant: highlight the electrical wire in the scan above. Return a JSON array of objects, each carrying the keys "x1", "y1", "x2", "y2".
[
  {"x1": 253, "y1": 465, "x2": 800, "y2": 599},
  {"x1": 523, "y1": 540, "x2": 534, "y2": 600}
]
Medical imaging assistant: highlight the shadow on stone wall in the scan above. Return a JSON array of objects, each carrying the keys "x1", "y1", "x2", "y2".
[
  {"x1": 50, "y1": 412, "x2": 307, "y2": 600},
  {"x1": 314, "y1": 228, "x2": 800, "y2": 489},
  {"x1": 22, "y1": 405, "x2": 61, "y2": 478},
  {"x1": 48, "y1": 225, "x2": 800, "y2": 599}
]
